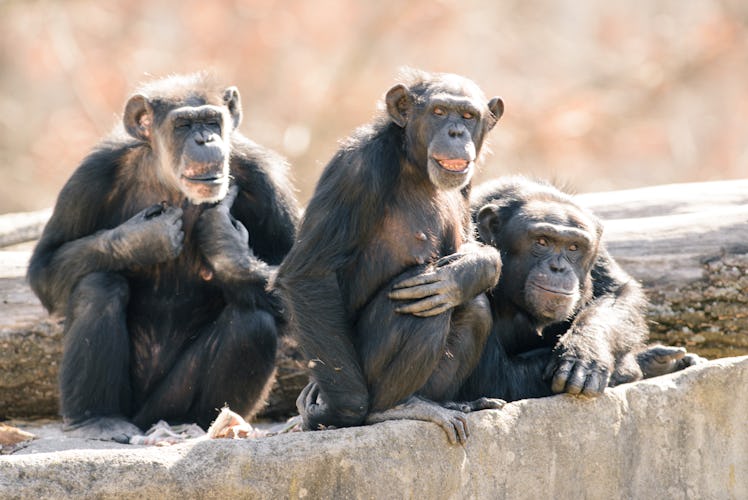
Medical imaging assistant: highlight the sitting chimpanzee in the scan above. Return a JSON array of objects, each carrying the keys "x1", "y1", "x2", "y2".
[
  {"x1": 28, "y1": 73, "x2": 299, "y2": 441},
  {"x1": 458, "y1": 176, "x2": 704, "y2": 402},
  {"x1": 275, "y1": 70, "x2": 505, "y2": 444}
]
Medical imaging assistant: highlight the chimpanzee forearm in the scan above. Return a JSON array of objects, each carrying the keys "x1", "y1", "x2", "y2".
[
  {"x1": 547, "y1": 279, "x2": 648, "y2": 395},
  {"x1": 388, "y1": 243, "x2": 501, "y2": 317},
  {"x1": 446, "y1": 242, "x2": 503, "y2": 300},
  {"x1": 29, "y1": 204, "x2": 184, "y2": 314}
]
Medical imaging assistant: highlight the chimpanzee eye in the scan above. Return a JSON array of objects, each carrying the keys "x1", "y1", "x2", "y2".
[
  {"x1": 433, "y1": 106, "x2": 445, "y2": 116},
  {"x1": 174, "y1": 119, "x2": 190, "y2": 130},
  {"x1": 462, "y1": 111, "x2": 475, "y2": 120},
  {"x1": 568, "y1": 244, "x2": 579, "y2": 251},
  {"x1": 536, "y1": 237, "x2": 548, "y2": 247}
]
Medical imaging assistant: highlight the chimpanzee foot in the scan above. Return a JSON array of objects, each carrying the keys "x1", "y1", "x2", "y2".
[
  {"x1": 63, "y1": 416, "x2": 142, "y2": 443},
  {"x1": 443, "y1": 396, "x2": 506, "y2": 413},
  {"x1": 366, "y1": 396, "x2": 475, "y2": 445},
  {"x1": 637, "y1": 345, "x2": 708, "y2": 378}
]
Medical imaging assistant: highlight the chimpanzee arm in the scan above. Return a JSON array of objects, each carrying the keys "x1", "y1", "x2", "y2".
[
  {"x1": 274, "y1": 148, "x2": 389, "y2": 429},
  {"x1": 229, "y1": 134, "x2": 299, "y2": 264},
  {"x1": 28, "y1": 154, "x2": 184, "y2": 314},
  {"x1": 389, "y1": 242, "x2": 502, "y2": 317},
  {"x1": 459, "y1": 311, "x2": 555, "y2": 402},
  {"x1": 544, "y1": 250, "x2": 648, "y2": 396}
]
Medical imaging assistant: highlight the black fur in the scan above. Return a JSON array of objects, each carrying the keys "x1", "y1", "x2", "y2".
[
  {"x1": 275, "y1": 70, "x2": 504, "y2": 441},
  {"x1": 28, "y1": 73, "x2": 299, "y2": 439}
]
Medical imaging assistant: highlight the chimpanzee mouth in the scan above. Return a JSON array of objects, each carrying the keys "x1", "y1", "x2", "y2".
[
  {"x1": 181, "y1": 174, "x2": 227, "y2": 184},
  {"x1": 531, "y1": 283, "x2": 575, "y2": 296},
  {"x1": 432, "y1": 157, "x2": 473, "y2": 173}
]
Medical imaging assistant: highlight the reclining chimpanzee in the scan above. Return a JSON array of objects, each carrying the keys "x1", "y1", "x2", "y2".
[{"x1": 458, "y1": 176, "x2": 704, "y2": 402}]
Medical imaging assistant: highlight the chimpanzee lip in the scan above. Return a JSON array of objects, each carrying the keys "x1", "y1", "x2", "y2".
[
  {"x1": 432, "y1": 157, "x2": 473, "y2": 173},
  {"x1": 182, "y1": 174, "x2": 226, "y2": 184},
  {"x1": 531, "y1": 283, "x2": 575, "y2": 296}
]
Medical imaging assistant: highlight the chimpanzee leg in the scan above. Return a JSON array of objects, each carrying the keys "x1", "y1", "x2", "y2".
[
  {"x1": 60, "y1": 272, "x2": 141, "y2": 440},
  {"x1": 356, "y1": 275, "x2": 499, "y2": 444},
  {"x1": 355, "y1": 281, "x2": 452, "y2": 412},
  {"x1": 417, "y1": 294, "x2": 493, "y2": 402},
  {"x1": 133, "y1": 304, "x2": 278, "y2": 430}
]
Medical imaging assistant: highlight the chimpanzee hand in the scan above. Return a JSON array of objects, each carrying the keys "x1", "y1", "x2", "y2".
[
  {"x1": 543, "y1": 345, "x2": 613, "y2": 397},
  {"x1": 195, "y1": 185, "x2": 256, "y2": 281},
  {"x1": 108, "y1": 203, "x2": 184, "y2": 267},
  {"x1": 389, "y1": 249, "x2": 501, "y2": 317}
]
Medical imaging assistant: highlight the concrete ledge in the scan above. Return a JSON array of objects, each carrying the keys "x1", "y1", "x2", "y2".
[{"x1": 2, "y1": 356, "x2": 746, "y2": 499}]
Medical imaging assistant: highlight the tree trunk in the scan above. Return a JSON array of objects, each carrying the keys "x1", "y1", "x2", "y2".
[{"x1": 1, "y1": 179, "x2": 747, "y2": 419}]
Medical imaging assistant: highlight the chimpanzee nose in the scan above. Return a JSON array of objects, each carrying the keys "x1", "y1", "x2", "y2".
[
  {"x1": 194, "y1": 131, "x2": 214, "y2": 145},
  {"x1": 549, "y1": 255, "x2": 568, "y2": 273},
  {"x1": 448, "y1": 124, "x2": 466, "y2": 138}
]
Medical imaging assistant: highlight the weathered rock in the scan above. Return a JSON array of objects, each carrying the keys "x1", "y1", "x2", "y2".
[{"x1": 2, "y1": 357, "x2": 746, "y2": 499}]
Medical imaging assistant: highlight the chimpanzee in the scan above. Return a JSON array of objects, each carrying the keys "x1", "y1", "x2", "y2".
[
  {"x1": 275, "y1": 70, "x2": 505, "y2": 444},
  {"x1": 28, "y1": 73, "x2": 299, "y2": 441},
  {"x1": 458, "y1": 176, "x2": 704, "y2": 402}
]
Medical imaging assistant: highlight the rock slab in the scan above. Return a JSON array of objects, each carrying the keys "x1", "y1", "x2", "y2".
[{"x1": 2, "y1": 356, "x2": 746, "y2": 499}]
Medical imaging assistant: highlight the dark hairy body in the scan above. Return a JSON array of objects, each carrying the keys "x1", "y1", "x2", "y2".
[
  {"x1": 459, "y1": 176, "x2": 704, "y2": 402},
  {"x1": 275, "y1": 70, "x2": 505, "y2": 443},
  {"x1": 28, "y1": 73, "x2": 299, "y2": 441}
]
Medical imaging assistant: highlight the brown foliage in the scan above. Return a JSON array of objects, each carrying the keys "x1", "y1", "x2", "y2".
[{"x1": 1, "y1": 0, "x2": 746, "y2": 212}]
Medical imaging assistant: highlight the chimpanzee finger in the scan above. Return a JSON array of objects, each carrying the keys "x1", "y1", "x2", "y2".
[
  {"x1": 389, "y1": 281, "x2": 443, "y2": 300},
  {"x1": 160, "y1": 206, "x2": 184, "y2": 223},
  {"x1": 454, "y1": 412, "x2": 469, "y2": 442},
  {"x1": 394, "y1": 295, "x2": 448, "y2": 315},
  {"x1": 296, "y1": 382, "x2": 318, "y2": 412},
  {"x1": 580, "y1": 371, "x2": 605, "y2": 397},
  {"x1": 434, "y1": 253, "x2": 462, "y2": 267},
  {"x1": 410, "y1": 302, "x2": 453, "y2": 317},
  {"x1": 391, "y1": 272, "x2": 440, "y2": 290},
  {"x1": 549, "y1": 359, "x2": 575, "y2": 393},
  {"x1": 144, "y1": 203, "x2": 166, "y2": 219},
  {"x1": 562, "y1": 363, "x2": 588, "y2": 395},
  {"x1": 220, "y1": 184, "x2": 240, "y2": 208},
  {"x1": 230, "y1": 216, "x2": 249, "y2": 242}
]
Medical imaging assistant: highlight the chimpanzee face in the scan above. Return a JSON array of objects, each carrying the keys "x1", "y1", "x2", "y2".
[
  {"x1": 123, "y1": 86, "x2": 242, "y2": 204},
  {"x1": 385, "y1": 74, "x2": 503, "y2": 191},
  {"x1": 479, "y1": 197, "x2": 601, "y2": 325}
]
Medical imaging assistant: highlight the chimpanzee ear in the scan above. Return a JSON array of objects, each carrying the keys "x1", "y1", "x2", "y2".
[
  {"x1": 477, "y1": 203, "x2": 502, "y2": 246},
  {"x1": 486, "y1": 97, "x2": 504, "y2": 130},
  {"x1": 223, "y1": 86, "x2": 242, "y2": 129},
  {"x1": 385, "y1": 84, "x2": 412, "y2": 128},
  {"x1": 123, "y1": 94, "x2": 153, "y2": 142}
]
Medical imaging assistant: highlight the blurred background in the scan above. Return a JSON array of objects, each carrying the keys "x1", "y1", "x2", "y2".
[{"x1": 0, "y1": 0, "x2": 746, "y2": 213}]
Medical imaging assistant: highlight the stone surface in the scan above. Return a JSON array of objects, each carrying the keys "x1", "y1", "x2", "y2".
[{"x1": 1, "y1": 356, "x2": 746, "y2": 499}]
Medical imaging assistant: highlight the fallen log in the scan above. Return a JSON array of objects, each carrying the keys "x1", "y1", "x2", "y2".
[
  {"x1": 576, "y1": 179, "x2": 748, "y2": 358},
  {"x1": 1, "y1": 179, "x2": 746, "y2": 419}
]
